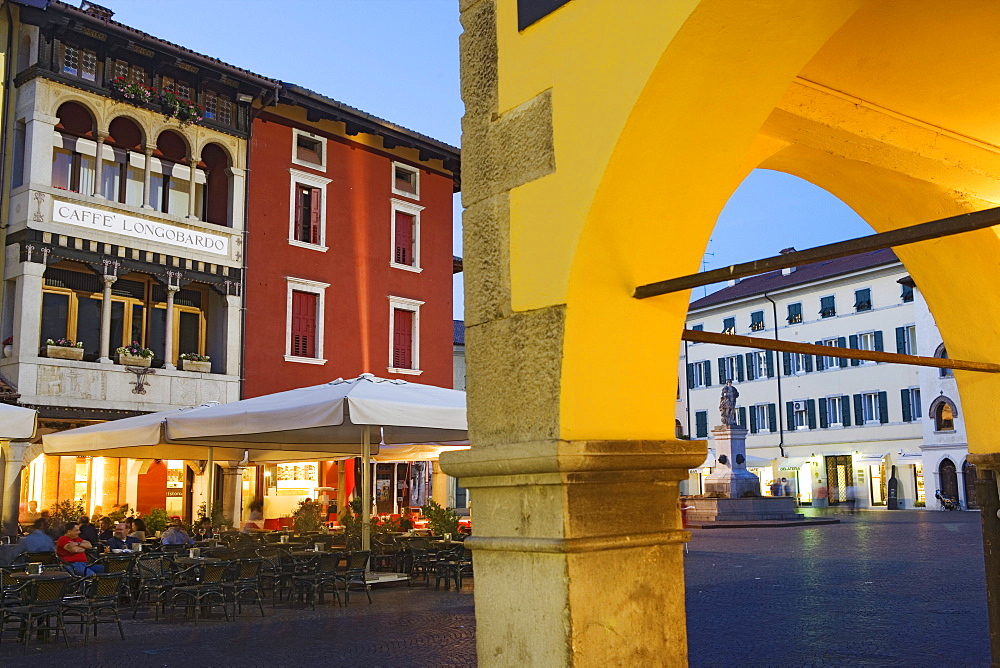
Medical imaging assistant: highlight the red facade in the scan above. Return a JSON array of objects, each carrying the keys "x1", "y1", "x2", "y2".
[{"x1": 243, "y1": 111, "x2": 456, "y2": 397}]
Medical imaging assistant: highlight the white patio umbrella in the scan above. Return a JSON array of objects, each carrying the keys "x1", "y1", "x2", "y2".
[
  {"x1": 163, "y1": 373, "x2": 468, "y2": 549},
  {"x1": 0, "y1": 402, "x2": 37, "y2": 440}
]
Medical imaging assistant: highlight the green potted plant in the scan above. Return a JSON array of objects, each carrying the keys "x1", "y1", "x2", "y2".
[
  {"x1": 49, "y1": 498, "x2": 86, "y2": 525},
  {"x1": 116, "y1": 341, "x2": 154, "y2": 367},
  {"x1": 46, "y1": 337, "x2": 85, "y2": 361},
  {"x1": 420, "y1": 499, "x2": 460, "y2": 536},
  {"x1": 179, "y1": 352, "x2": 211, "y2": 373},
  {"x1": 142, "y1": 507, "x2": 170, "y2": 536},
  {"x1": 292, "y1": 497, "x2": 323, "y2": 534}
]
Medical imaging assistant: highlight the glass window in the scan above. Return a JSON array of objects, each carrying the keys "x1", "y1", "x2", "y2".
[
  {"x1": 822, "y1": 338, "x2": 840, "y2": 368},
  {"x1": 854, "y1": 288, "x2": 872, "y2": 312},
  {"x1": 723, "y1": 355, "x2": 741, "y2": 382},
  {"x1": 750, "y1": 311, "x2": 765, "y2": 331},
  {"x1": 41, "y1": 292, "x2": 71, "y2": 344},
  {"x1": 862, "y1": 392, "x2": 879, "y2": 423},
  {"x1": 820, "y1": 295, "x2": 836, "y2": 318},
  {"x1": 788, "y1": 352, "x2": 808, "y2": 375},
  {"x1": 826, "y1": 396, "x2": 844, "y2": 426},
  {"x1": 178, "y1": 311, "x2": 201, "y2": 355},
  {"x1": 752, "y1": 405, "x2": 770, "y2": 433},
  {"x1": 394, "y1": 164, "x2": 418, "y2": 195},
  {"x1": 901, "y1": 283, "x2": 914, "y2": 303},
  {"x1": 722, "y1": 317, "x2": 735, "y2": 334},
  {"x1": 52, "y1": 148, "x2": 73, "y2": 189},
  {"x1": 793, "y1": 403, "x2": 808, "y2": 430},
  {"x1": 787, "y1": 302, "x2": 802, "y2": 324},
  {"x1": 76, "y1": 297, "x2": 101, "y2": 358},
  {"x1": 296, "y1": 135, "x2": 323, "y2": 165}
]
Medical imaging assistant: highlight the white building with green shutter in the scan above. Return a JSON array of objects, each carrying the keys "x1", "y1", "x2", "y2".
[{"x1": 678, "y1": 248, "x2": 945, "y2": 510}]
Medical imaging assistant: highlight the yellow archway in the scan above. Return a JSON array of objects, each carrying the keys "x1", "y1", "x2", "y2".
[{"x1": 448, "y1": 1, "x2": 1000, "y2": 663}]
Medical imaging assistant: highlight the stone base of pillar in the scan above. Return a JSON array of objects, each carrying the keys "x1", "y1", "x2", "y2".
[
  {"x1": 163, "y1": 363, "x2": 176, "y2": 370},
  {"x1": 704, "y1": 469, "x2": 761, "y2": 499},
  {"x1": 440, "y1": 438, "x2": 705, "y2": 666},
  {"x1": 98, "y1": 357, "x2": 113, "y2": 364}
]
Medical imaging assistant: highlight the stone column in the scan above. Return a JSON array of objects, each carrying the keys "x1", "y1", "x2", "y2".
[
  {"x1": 227, "y1": 166, "x2": 245, "y2": 230},
  {"x1": 7, "y1": 260, "x2": 45, "y2": 359},
  {"x1": 92, "y1": 131, "x2": 108, "y2": 198},
  {"x1": 223, "y1": 294, "x2": 241, "y2": 376},
  {"x1": 0, "y1": 441, "x2": 30, "y2": 538},
  {"x1": 431, "y1": 460, "x2": 451, "y2": 508},
  {"x1": 98, "y1": 274, "x2": 117, "y2": 364},
  {"x1": 186, "y1": 156, "x2": 200, "y2": 219},
  {"x1": 141, "y1": 145, "x2": 155, "y2": 209},
  {"x1": 22, "y1": 111, "x2": 59, "y2": 187},
  {"x1": 218, "y1": 465, "x2": 245, "y2": 529},
  {"x1": 163, "y1": 284, "x2": 179, "y2": 369}
]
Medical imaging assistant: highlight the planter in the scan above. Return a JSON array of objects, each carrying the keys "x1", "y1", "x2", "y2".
[
  {"x1": 181, "y1": 359, "x2": 211, "y2": 373},
  {"x1": 117, "y1": 354, "x2": 151, "y2": 367},
  {"x1": 47, "y1": 345, "x2": 84, "y2": 361}
]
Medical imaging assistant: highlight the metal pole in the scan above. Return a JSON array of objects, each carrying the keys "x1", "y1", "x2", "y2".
[
  {"x1": 975, "y1": 469, "x2": 1000, "y2": 665},
  {"x1": 362, "y1": 426, "x2": 372, "y2": 552}
]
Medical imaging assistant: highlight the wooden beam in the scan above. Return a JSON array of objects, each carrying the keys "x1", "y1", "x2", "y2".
[
  {"x1": 635, "y1": 206, "x2": 1000, "y2": 299},
  {"x1": 681, "y1": 329, "x2": 1000, "y2": 374}
]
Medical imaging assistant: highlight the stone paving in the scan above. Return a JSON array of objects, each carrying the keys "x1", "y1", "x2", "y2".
[
  {"x1": 685, "y1": 508, "x2": 990, "y2": 667},
  {"x1": 0, "y1": 510, "x2": 990, "y2": 666}
]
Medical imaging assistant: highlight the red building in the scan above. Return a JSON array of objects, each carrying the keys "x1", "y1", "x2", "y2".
[{"x1": 244, "y1": 85, "x2": 461, "y2": 398}]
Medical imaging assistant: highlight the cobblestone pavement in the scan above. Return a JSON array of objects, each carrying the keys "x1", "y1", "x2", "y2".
[
  {"x1": 685, "y1": 508, "x2": 989, "y2": 667},
  {"x1": 0, "y1": 581, "x2": 476, "y2": 667},
  {"x1": 0, "y1": 511, "x2": 989, "y2": 666}
]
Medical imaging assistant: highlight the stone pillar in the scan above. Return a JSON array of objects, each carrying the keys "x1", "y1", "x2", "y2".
[
  {"x1": 92, "y1": 132, "x2": 108, "y2": 198},
  {"x1": 969, "y1": 461, "x2": 1000, "y2": 664},
  {"x1": 7, "y1": 259, "x2": 45, "y2": 359},
  {"x1": 163, "y1": 284, "x2": 179, "y2": 369},
  {"x1": 218, "y1": 465, "x2": 245, "y2": 529},
  {"x1": 186, "y1": 156, "x2": 200, "y2": 219},
  {"x1": 0, "y1": 441, "x2": 30, "y2": 538},
  {"x1": 704, "y1": 425, "x2": 759, "y2": 498},
  {"x1": 431, "y1": 460, "x2": 451, "y2": 508},
  {"x1": 98, "y1": 274, "x2": 117, "y2": 363},
  {"x1": 227, "y1": 166, "x2": 245, "y2": 230},
  {"x1": 223, "y1": 294, "x2": 241, "y2": 376},
  {"x1": 22, "y1": 111, "x2": 59, "y2": 187},
  {"x1": 141, "y1": 145, "x2": 155, "y2": 209}
]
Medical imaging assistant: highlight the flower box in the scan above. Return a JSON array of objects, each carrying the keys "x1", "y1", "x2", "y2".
[
  {"x1": 47, "y1": 345, "x2": 84, "y2": 361},
  {"x1": 182, "y1": 359, "x2": 211, "y2": 373},
  {"x1": 117, "y1": 354, "x2": 151, "y2": 367}
]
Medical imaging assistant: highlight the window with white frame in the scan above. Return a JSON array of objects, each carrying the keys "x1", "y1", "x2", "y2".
[
  {"x1": 793, "y1": 402, "x2": 808, "y2": 430},
  {"x1": 752, "y1": 404, "x2": 771, "y2": 433},
  {"x1": 722, "y1": 317, "x2": 736, "y2": 335},
  {"x1": 388, "y1": 296, "x2": 424, "y2": 374},
  {"x1": 391, "y1": 161, "x2": 420, "y2": 199},
  {"x1": 288, "y1": 169, "x2": 331, "y2": 250},
  {"x1": 690, "y1": 360, "x2": 710, "y2": 388},
  {"x1": 822, "y1": 338, "x2": 840, "y2": 368},
  {"x1": 292, "y1": 129, "x2": 326, "y2": 170},
  {"x1": 861, "y1": 392, "x2": 880, "y2": 424},
  {"x1": 284, "y1": 278, "x2": 329, "y2": 364},
  {"x1": 390, "y1": 198, "x2": 424, "y2": 271},
  {"x1": 723, "y1": 355, "x2": 741, "y2": 383},
  {"x1": 858, "y1": 331, "x2": 877, "y2": 365},
  {"x1": 788, "y1": 352, "x2": 808, "y2": 375},
  {"x1": 826, "y1": 396, "x2": 844, "y2": 426},
  {"x1": 749, "y1": 310, "x2": 765, "y2": 331},
  {"x1": 896, "y1": 325, "x2": 917, "y2": 356},
  {"x1": 902, "y1": 387, "x2": 921, "y2": 423},
  {"x1": 750, "y1": 351, "x2": 768, "y2": 380}
]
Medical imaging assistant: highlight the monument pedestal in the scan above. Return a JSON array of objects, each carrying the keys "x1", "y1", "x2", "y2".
[{"x1": 703, "y1": 425, "x2": 760, "y2": 499}]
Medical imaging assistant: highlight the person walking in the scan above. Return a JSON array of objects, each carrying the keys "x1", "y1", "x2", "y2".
[{"x1": 845, "y1": 484, "x2": 857, "y2": 515}]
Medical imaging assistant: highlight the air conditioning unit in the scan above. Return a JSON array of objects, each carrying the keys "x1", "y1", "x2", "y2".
[{"x1": 793, "y1": 401, "x2": 806, "y2": 411}]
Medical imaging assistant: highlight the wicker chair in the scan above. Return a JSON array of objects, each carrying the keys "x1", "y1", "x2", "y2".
[
  {"x1": 290, "y1": 552, "x2": 341, "y2": 610},
  {"x1": 221, "y1": 558, "x2": 266, "y2": 617},
  {"x1": 132, "y1": 555, "x2": 174, "y2": 620},
  {"x1": 170, "y1": 561, "x2": 231, "y2": 624},
  {"x1": 61, "y1": 572, "x2": 127, "y2": 646},
  {"x1": 337, "y1": 551, "x2": 372, "y2": 605},
  {"x1": 0, "y1": 577, "x2": 71, "y2": 652}
]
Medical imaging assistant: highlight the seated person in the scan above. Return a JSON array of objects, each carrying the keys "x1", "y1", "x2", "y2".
[
  {"x1": 106, "y1": 522, "x2": 141, "y2": 551},
  {"x1": 78, "y1": 515, "x2": 100, "y2": 547},
  {"x1": 159, "y1": 520, "x2": 194, "y2": 546},
  {"x1": 129, "y1": 517, "x2": 147, "y2": 542},
  {"x1": 18, "y1": 518, "x2": 56, "y2": 552},
  {"x1": 97, "y1": 517, "x2": 114, "y2": 542},
  {"x1": 398, "y1": 513, "x2": 414, "y2": 531},
  {"x1": 194, "y1": 517, "x2": 214, "y2": 540},
  {"x1": 56, "y1": 522, "x2": 104, "y2": 576}
]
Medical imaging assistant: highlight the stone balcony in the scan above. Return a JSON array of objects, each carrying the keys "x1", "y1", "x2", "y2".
[{"x1": 0, "y1": 355, "x2": 239, "y2": 413}]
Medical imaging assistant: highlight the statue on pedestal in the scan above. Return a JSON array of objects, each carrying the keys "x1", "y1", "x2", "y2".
[{"x1": 719, "y1": 380, "x2": 739, "y2": 426}]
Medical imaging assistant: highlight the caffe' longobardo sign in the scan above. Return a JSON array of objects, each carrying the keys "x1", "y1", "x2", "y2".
[{"x1": 52, "y1": 201, "x2": 229, "y2": 256}]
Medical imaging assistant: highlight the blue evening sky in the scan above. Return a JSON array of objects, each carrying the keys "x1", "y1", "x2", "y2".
[{"x1": 107, "y1": 0, "x2": 872, "y2": 315}]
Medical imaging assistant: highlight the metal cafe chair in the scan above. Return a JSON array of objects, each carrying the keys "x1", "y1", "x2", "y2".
[
  {"x1": 0, "y1": 576, "x2": 71, "y2": 653},
  {"x1": 61, "y1": 572, "x2": 128, "y2": 646}
]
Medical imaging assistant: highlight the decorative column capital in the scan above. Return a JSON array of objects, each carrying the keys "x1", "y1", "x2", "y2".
[{"x1": 95, "y1": 130, "x2": 110, "y2": 142}]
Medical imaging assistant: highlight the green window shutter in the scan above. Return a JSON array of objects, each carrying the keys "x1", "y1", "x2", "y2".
[
  {"x1": 874, "y1": 330, "x2": 884, "y2": 352},
  {"x1": 686, "y1": 364, "x2": 694, "y2": 389},
  {"x1": 786, "y1": 402, "x2": 795, "y2": 431},
  {"x1": 765, "y1": 350, "x2": 775, "y2": 378},
  {"x1": 842, "y1": 395, "x2": 852, "y2": 427},
  {"x1": 736, "y1": 358, "x2": 744, "y2": 382},
  {"x1": 849, "y1": 335, "x2": 861, "y2": 367},
  {"x1": 804, "y1": 355, "x2": 813, "y2": 372},
  {"x1": 737, "y1": 407, "x2": 746, "y2": 428},
  {"x1": 896, "y1": 326, "x2": 906, "y2": 354},
  {"x1": 749, "y1": 407, "x2": 758, "y2": 434},
  {"x1": 807, "y1": 399, "x2": 817, "y2": 429},
  {"x1": 819, "y1": 398, "x2": 829, "y2": 428},
  {"x1": 853, "y1": 394, "x2": 863, "y2": 423},
  {"x1": 782, "y1": 352, "x2": 791, "y2": 376},
  {"x1": 695, "y1": 411, "x2": 708, "y2": 438},
  {"x1": 814, "y1": 341, "x2": 826, "y2": 370},
  {"x1": 878, "y1": 391, "x2": 889, "y2": 424},
  {"x1": 837, "y1": 337, "x2": 847, "y2": 367},
  {"x1": 745, "y1": 352, "x2": 754, "y2": 380},
  {"x1": 718, "y1": 358, "x2": 726, "y2": 384},
  {"x1": 900, "y1": 389, "x2": 912, "y2": 422},
  {"x1": 767, "y1": 404, "x2": 778, "y2": 432}
]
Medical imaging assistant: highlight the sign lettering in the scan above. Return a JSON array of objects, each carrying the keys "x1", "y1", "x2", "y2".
[{"x1": 52, "y1": 201, "x2": 229, "y2": 256}]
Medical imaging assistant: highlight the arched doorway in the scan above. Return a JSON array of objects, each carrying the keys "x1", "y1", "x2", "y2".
[
  {"x1": 964, "y1": 460, "x2": 979, "y2": 510},
  {"x1": 939, "y1": 458, "x2": 958, "y2": 504}
]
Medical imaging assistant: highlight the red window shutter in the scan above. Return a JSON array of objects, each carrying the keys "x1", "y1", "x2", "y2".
[
  {"x1": 294, "y1": 186, "x2": 305, "y2": 241},
  {"x1": 291, "y1": 291, "x2": 317, "y2": 358},
  {"x1": 309, "y1": 188, "x2": 321, "y2": 244},
  {"x1": 393, "y1": 309, "x2": 413, "y2": 369},
  {"x1": 394, "y1": 212, "x2": 413, "y2": 265}
]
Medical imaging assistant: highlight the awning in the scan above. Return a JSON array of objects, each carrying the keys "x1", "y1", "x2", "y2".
[
  {"x1": 691, "y1": 448, "x2": 716, "y2": 470},
  {"x1": 854, "y1": 453, "x2": 887, "y2": 464},
  {"x1": 746, "y1": 455, "x2": 774, "y2": 468},
  {"x1": 896, "y1": 453, "x2": 923, "y2": 461},
  {"x1": 774, "y1": 456, "x2": 812, "y2": 470}
]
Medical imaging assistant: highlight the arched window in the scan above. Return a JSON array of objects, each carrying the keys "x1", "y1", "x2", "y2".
[
  {"x1": 201, "y1": 143, "x2": 231, "y2": 226},
  {"x1": 150, "y1": 130, "x2": 200, "y2": 216},
  {"x1": 52, "y1": 102, "x2": 96, "y2": 193},
  {"x1": 103, "y1": 116, "x2": 145, "y2": 206},
  {"x1": 930, "y1": 396, "x2": 958, "y2": 432},
  {"x1": 934, "y1": 343, "x2": 953, "y2": 378}
]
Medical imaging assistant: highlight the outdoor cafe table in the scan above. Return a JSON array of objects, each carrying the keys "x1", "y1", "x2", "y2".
[
  {"x1": 8, "y1": 571, "x2": 72, "y2": 582},
  {"x1": 173, "y1": 556, "x2": 221, "y2": 566}
]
